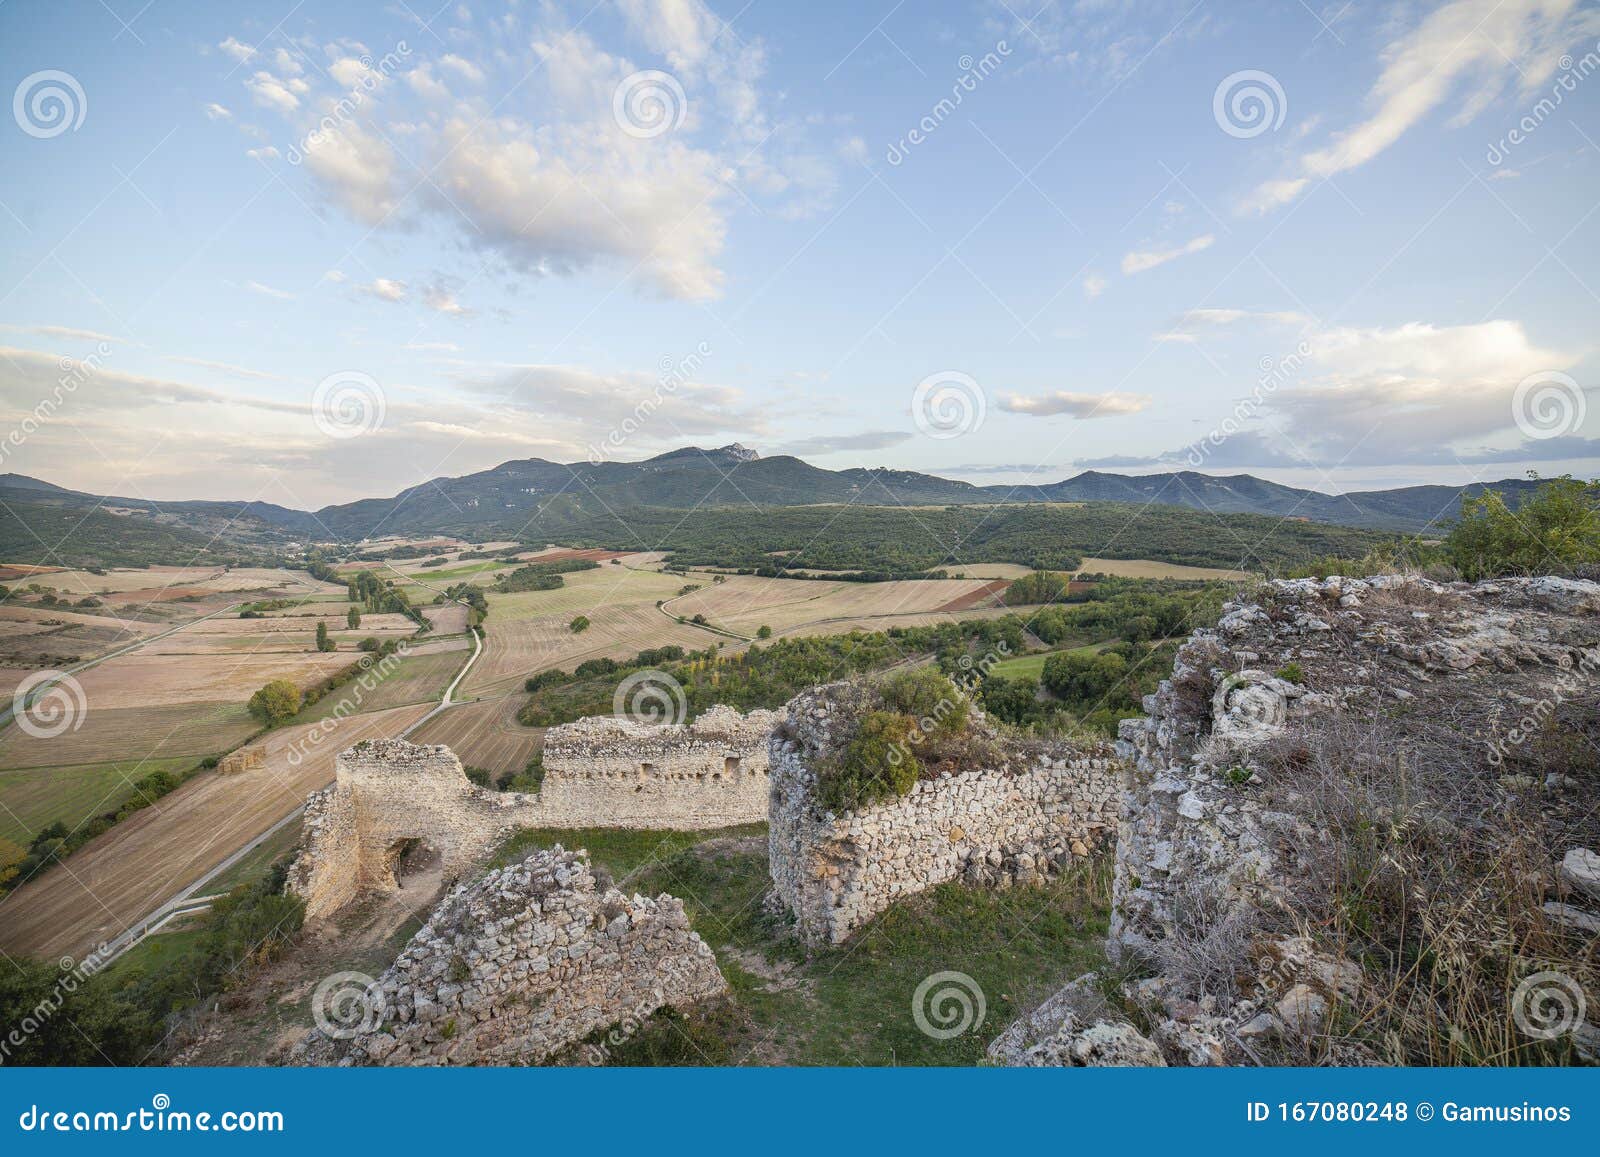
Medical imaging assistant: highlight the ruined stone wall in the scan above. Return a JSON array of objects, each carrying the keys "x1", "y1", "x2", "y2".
[
  {"x1": 291, "y1": 708, "x2": 780, "y2": 920},
  {"x1": 538, "y1": 705, "x2": 778, "y2": 829},
  {"x1": 985, "y1": 574, "x2": 1600, "y2": 1067},
  {"x1": 290, "y1": 740, "x2": 543, "y2": 920},
  {"x1": 290, "y1": 847, "x2": 727, "y2": 1066},
  {"x1": 769, "y1": 685, "x2": 1120, "y2": 946},
  {"x1": 1110, "y1": 574, "x2": 1600, "y2": 965}
]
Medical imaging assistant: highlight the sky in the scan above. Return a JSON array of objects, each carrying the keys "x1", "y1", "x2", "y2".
[{"x1": 0, "y1": 0, "x2": 1597, "y2": 511}]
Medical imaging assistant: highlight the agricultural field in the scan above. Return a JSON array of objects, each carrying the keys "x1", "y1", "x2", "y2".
[
  {"x1": 463, "y1": 563, "x2": 712, "y2": 697},
  {"x1": 409, "y1": 695, "x2": 542, "y2": 777},
  {"x1": 0, "y1": 701, "x2": 433, "y2": 960},
  {"x1": 293, "y1": 643, "x2": 470, "y2": 725},
  {"x1": 1072, "y1": 557, "x2": 1249, "y2": 581},
  {"x1": 0, "y1": 564, "x2": 420, "y2": 851},
  {"x1": 663, "y1": 574, "x2": 1010, "y2": 637}
]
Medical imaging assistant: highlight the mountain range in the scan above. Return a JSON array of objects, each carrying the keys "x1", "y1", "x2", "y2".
[{"x1": 0, "y1": 445, "x2": 1547, "y2": 564}]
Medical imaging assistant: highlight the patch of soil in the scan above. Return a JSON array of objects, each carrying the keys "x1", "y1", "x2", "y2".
[{"x1": 936, "y1": 579, "x2": 1010, "y2": 612}]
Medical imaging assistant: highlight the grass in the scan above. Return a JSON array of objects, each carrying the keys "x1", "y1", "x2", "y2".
[
  {"x1": 0, "y1": 755, "x2": 196, "y2": 843},
  {"x1": 500, "y1": 824, "x2": 1112, "y2": 1066},
  {"x1": 291, "y1": 648, "x2": 468, "y2": 725},
  {"x1": 204, "y1": 822, "x2": 303, "y2": 894},
  {"x1": 987, "y1": 641, "x2": 1115, "y2": 681}
]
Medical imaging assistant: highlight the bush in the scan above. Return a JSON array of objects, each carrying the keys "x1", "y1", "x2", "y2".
[
  {"x1": 569, "y1": 615, "x2": 590, "y2": 633},
  {"x1": 818, "y1": 709, "x2": 921, "y2": 813},
  {"x1": 1446, "y1": 476, "x2": 1599, "y2": 580},
  {"x1": 757, "y1": 625, "x2": 772, "y2": 639},
  {"x1": 247, "y1": 678, "x2": 301, "y2": 725}
]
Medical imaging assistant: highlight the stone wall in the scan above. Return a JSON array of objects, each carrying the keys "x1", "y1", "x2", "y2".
[
  {"x1": 768, "y1": 685, "x2": 1120, "y2": 946},
  {"x1": 290, "y1": 846, "x2": 727, "y2": 1066},
  {"x1": 290, "y1": 739, "x2": 542, "y2": 919},
  {"x1": 290, "y1": 707, "x2": 780, "y2": 921},
  {"x1": 538, "y1": 705, "x2": 778, "y2": 829}
]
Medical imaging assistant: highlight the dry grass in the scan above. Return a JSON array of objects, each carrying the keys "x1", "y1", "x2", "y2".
[{"x1": 1246, "y1": 700, "x2": 1600, "y2": 1065}]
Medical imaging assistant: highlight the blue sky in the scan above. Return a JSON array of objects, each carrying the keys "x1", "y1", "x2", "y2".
[{"x1": 0, "y1": 0, "x2": 1597, "y2": 509}]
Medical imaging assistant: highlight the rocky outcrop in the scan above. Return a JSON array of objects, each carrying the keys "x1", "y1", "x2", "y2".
[
  {"x1": 290, "y1": 847, "x2": 726, "y2": 1066},
  {"x1": 768, "y1": 684, "x2": 1120, "y2": 946},
  {"x1": 991, "y1": 574, "x2": 1600, "y2": 1067}
]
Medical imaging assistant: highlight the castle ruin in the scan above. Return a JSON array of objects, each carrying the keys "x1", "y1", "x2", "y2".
[{"x1": 290, "y1": 706, "x2": 779, "y2": 920}]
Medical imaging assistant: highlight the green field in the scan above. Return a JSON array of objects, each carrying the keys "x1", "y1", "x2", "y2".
[
  {"x1": 0, "y1": 755, "x2": 196, "y2": 843},
  {"x1": 292, "y1": 647, "x2": 470, "y2": 724},
  {"x1": 987, "y1": 641, "x2": 1114, "y2": 681}
]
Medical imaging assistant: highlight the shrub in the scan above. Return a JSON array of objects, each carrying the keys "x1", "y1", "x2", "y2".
[
  {"x1": 247, "y1": 678, "x2": 300, "y2": 725},
  {"x1": 817, "y1": 710, "x2": 921, "y2": 813},
  {"x1": 1275, "y1": 661, "x2": 1306, "y2": 685},
  {"x1": 569, "y1": 615, "x2": 590, "y2": 633},
  {"x1": 1446, "y1": 476, "x2": 1599, "y2": 580},
  {"x1": 757, "y1": 625, "x2": 772, "y2": 639}
]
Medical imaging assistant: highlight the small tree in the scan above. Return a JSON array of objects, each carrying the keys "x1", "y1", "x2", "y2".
[
  {"x1": 347, "y1": 607, "x2": 360, "y2": 629},
  {"x1": 1446, "y1": 475, "x2": 1599, "y2": 580},
  {"x1": 757, "y1": 624, "x2": 772, "y2": 639},
  {"x1": 315, "y1": 621, "x2": 335, "y2": 652},
  {"x1": 248, "y1": 679, "x2": 301, "y2": 725},
  {"x1": 569, "y1": 615, "x2": 590, "y2": 633}
]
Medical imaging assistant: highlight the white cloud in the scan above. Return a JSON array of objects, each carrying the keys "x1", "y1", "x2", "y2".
[
  {"x1": 404, "y1": 341, "x2": 460, "y2": 352},
  {"x1": 204, "y1": 102, "x2": 232, "y2": 121},
  {"x1": 362, "y1": 278, "x2": 408, "y2": 302},
  {"x1": 245, "y1": 70, "x2": 303, "y2": 113},
  {"x1": 1121, "y1": 233, "x2": 1214, "y2": 274},
  {"x1": 222, "y1": 1, "x2": 823, "y2": 301},
  {"x1": 1, "y1": 323, "x2": 122, "y2": 344},
  {"x1": 218, "y1": 36, "x2": 256, "y2": 64},
  {"x1": 998, "y1": 390, "x2": 1152, "y2": 418},
  {"x1": 246, "y1": 145, "x2": 279, "y2": 160},
  {"x1": 439, "y1": 53, "x2": 485, "y2": 83},
  {"x1": 422, "y1": 285, "x2": 467, "y2": 315},
  {"x1": 1171, "y1": 318, "x2": 1591, "y2": 467},
  {"x1": 1082, "y1": 272, "x2": 1108, "y2": 299},
  {"x1": 244, "y1": 280, "x2": 294, "y2": 300},
  {"x1": 166, "y1": 355, "x2": 281, "y2": 381},
  {"x1": 1246, "y1": 0, "x2": 1600, "y2": 212}
]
